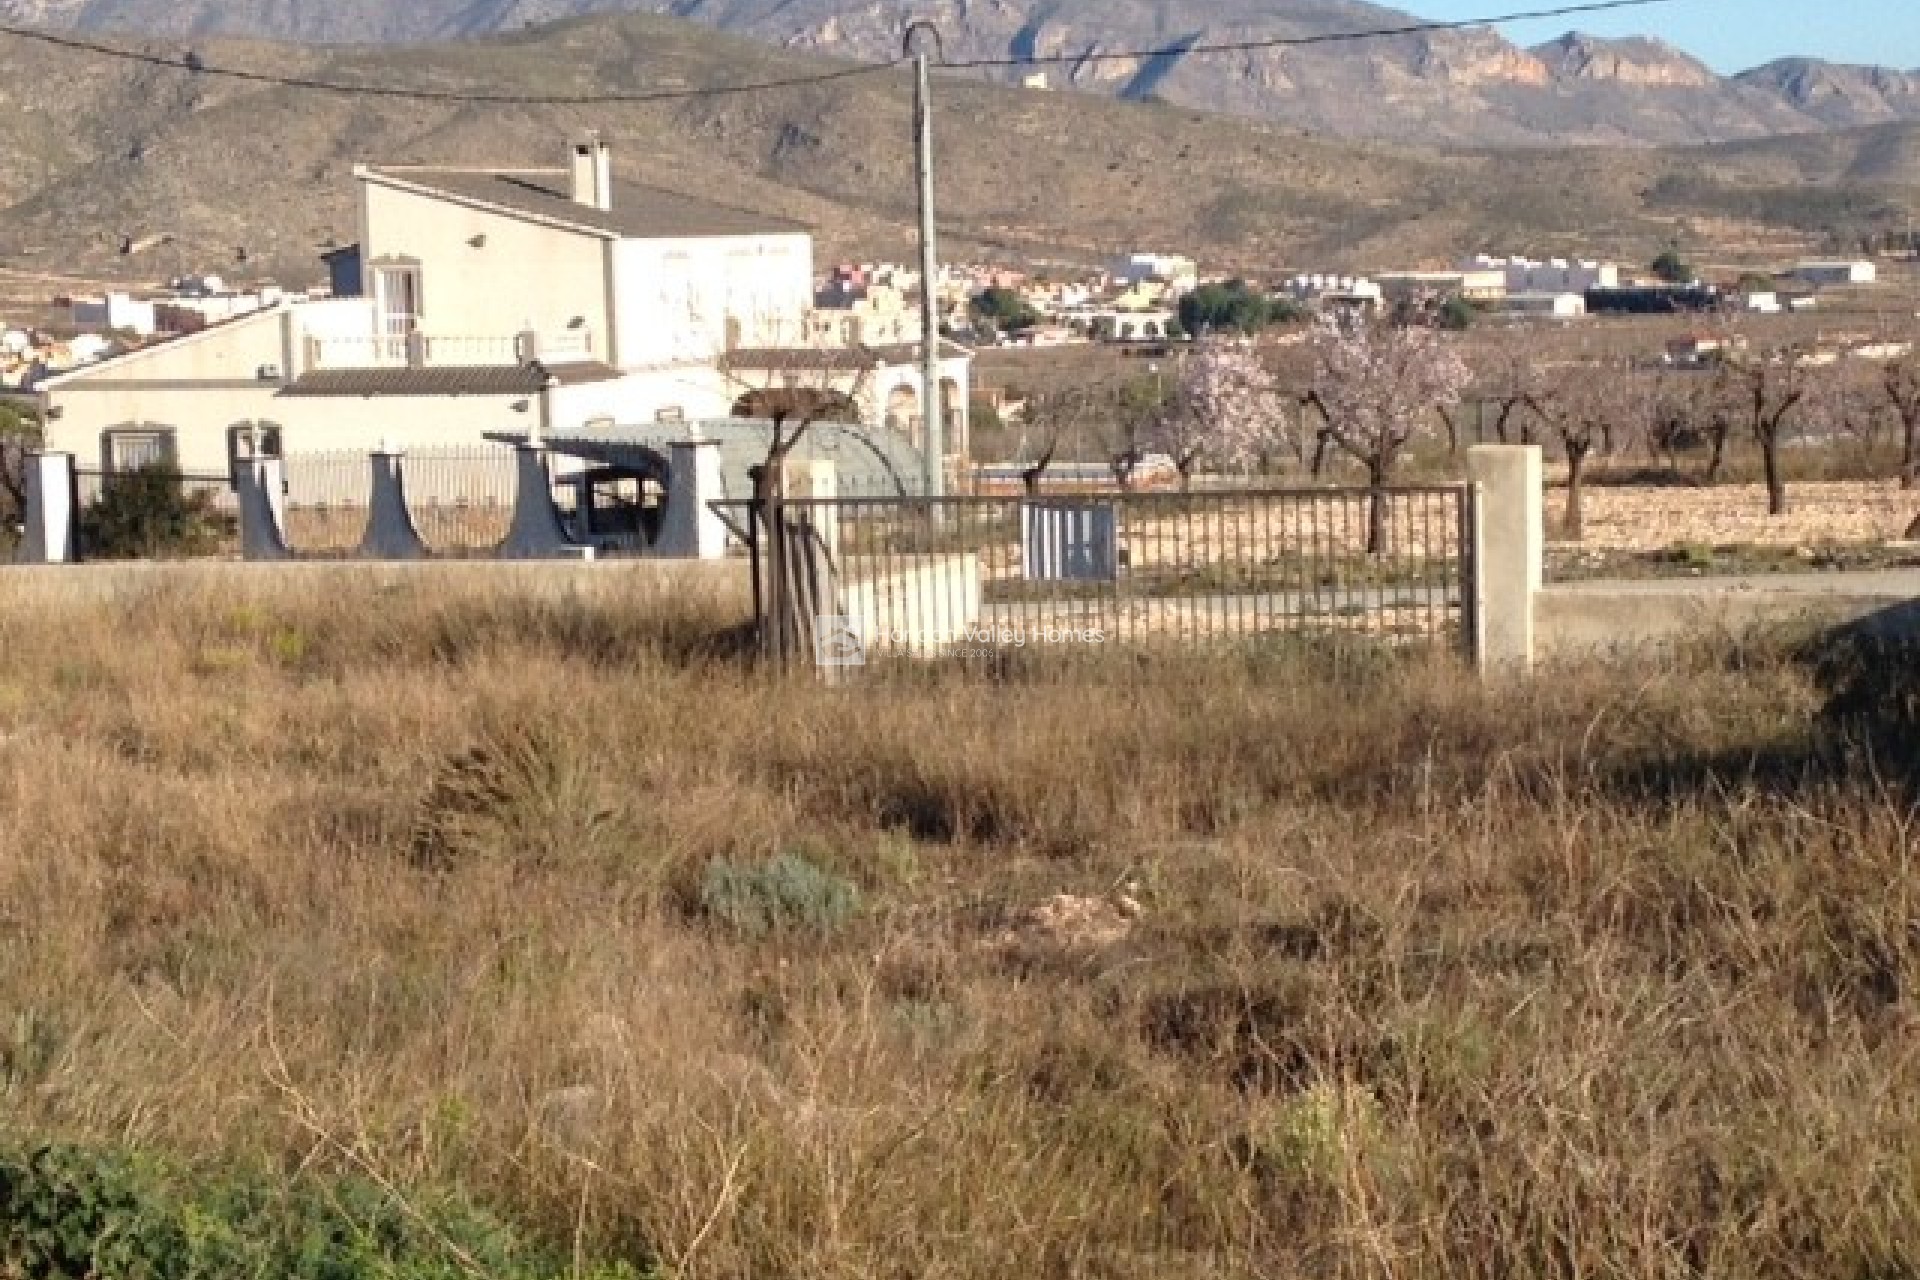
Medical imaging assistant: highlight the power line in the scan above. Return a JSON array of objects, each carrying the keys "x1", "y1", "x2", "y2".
[
  {"x1": 941, "y1": 0, "x2": 1691, "y2": 68},
  {"x1": 0, "y1": 0, "x2": 1692, "y2": 104},
  {"x1": 0, "y1": 22, "x2": 899, "y2": 102}
]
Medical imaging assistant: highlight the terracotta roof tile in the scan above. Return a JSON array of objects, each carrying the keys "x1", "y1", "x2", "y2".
[{"x1": 279, "y1": 362, "x2": 622, "y2": 398}]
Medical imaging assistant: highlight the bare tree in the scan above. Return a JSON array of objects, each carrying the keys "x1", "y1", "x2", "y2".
[
  {"x1": 1725, "y1": 346, "x2": 1815, "y2": 516},
  {"x1": 1696, "y1": 362, "x2": 1744, "y2": 485},
  {"x1": 1812, "y1": 357, "x2": 1888, "y2": 478},
  {"x1": 1533, "y1": 362, "x2": 1644, "y2": 541},
  {"x1": 1103, "y1": 370, "x2": 1169, "y2": 490},
  {"x1": 1883, "y1": 345, "x2": 1920, "y2": 490},
  {"x1": 719, "y1": 346, "x2": 875, "y2": 667},
  {"x1": 1309, "y1": 311, "x2": 1469, "y2": 553},
  {"x1": 1016, "y1": 384, "x2": 1103, "y2": 495},
  {"x1": 1443, "y1": 330, "x2": 1542, "y2": 450},
  {"x1": 1143, "y1": 337, "x2": 1291, "y2": 490}
]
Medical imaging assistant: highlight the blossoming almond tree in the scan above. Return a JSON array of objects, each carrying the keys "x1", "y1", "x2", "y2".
[
  {"x1": 1309, "y1": 311, "x2": 1470, "y2": 553},
  {"x1": 1144, "y1": 337, "x2": 1292, "y2": 489}
]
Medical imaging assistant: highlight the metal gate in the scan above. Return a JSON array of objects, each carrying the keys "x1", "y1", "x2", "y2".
[{"x1": 718, "y1": 484, "x2": 1478, "y2": 665}]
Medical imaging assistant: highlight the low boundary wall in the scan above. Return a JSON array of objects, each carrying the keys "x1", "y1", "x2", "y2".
[
  {"x1": 1537, "y1": 573, "x2": 1920, "y2": 660},
  {"x1": 1473, "y1": 445, "x2": 1920, "y2": 669}
]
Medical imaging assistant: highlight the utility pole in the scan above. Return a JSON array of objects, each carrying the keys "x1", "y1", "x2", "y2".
[{"x1": 906, "y1": 19, "x2": 946, "y2": 498}]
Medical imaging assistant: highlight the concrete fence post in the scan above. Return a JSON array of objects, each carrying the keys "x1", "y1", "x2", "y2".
[
  {"x1": 235, "y1": 456, "x2": 293, "y2": 560},
  {"x1": 19, "y1": 450, "x2": 76, "y2": 564},
  {"x1": 657, "y1": 440, "x2": 728, "y2": 560},
  {"x1": 783, "y1": 458, "x2": 839, "y2": 560},
  {"x1": 356, "y1": 451, "x2": 430, "y2": 560},
  {"x1": 1466, "y1": 445, "x2": 1543, "y2": 676},
  {"x1": 498, "y1": 445, "x2": 592, "y2": 560}
]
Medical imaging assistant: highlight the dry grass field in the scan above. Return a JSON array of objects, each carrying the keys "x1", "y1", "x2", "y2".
[{"x1": 2, "y1": 578, "x2": 1919, "y2": 1278}]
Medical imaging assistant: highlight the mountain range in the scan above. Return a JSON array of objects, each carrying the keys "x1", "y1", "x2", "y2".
[
  {"x1": 0, "y1": 0, "x2": 1916, "y2": 148},
  {"x1": 0, "y1": 10, "x2": 1912, "y2": 285}
]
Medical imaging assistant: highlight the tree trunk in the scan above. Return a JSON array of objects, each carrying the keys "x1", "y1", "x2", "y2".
[
  {"x1": 1366, "y1": 458, "x2": 1390, "y2": 557},
  {"x1": 1310, "y1": 429, "x2": 1333, "y2": 479},
  {"x1": 1902, "y1": 417, "x2": 1918, "y2": 490},
  {"x1": 1705, "y1": 426, "x2": 1729, "y2": 485},
  {"x1": 1563, "y1": 445, "x2": 1589, "y2": 541},
  {"x1": 1760, "y1": 431, "x2": 1788, "y2": 516},
  {"x1": 1438, "y1": 407, "x2": 1459, "y2": 456}
]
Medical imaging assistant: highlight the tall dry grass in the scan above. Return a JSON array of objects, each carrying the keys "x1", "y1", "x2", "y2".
[{"x1": 1, "y1": 576, "x2": 1916, "y2": 1278}]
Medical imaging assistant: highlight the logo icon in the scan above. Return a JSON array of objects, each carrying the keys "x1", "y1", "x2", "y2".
[{"x1": 814, "y1": 615, "x2": 866, "y2": 667}]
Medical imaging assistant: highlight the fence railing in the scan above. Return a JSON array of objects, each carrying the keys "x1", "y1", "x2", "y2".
[
  {"x1": 304, "y1": 328, "x2": 596, "y2": 370},
  {"x1": 281, "y1": 446, "x2": 521, "y2": 554},
  {"x1": 720, "y1": 485, "x2": 1475, "y2": 662}
]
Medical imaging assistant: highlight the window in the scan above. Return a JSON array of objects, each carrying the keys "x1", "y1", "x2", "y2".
[
  {"x1": 226, "y1": 422, "x2": 283, "y2": 486},
  {"x1": 102, "y1": 427, "x2": 177, "y2": 474},
  {"x1": 372, "y1": 263, "x2": 422, "y2": 359}
]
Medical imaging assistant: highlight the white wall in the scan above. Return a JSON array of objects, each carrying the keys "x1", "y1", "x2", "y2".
[
  {"x1": 361, "y1": 179, "x2": 612, "y2": 350},
  {"x1": 546, "y1": 366, "x2": 733, "y2": 434},
  {"x1": 46, "y1": 381, "x2": 531, "y2": 475},
  {"x1": 611, "y1": 232, "x2": 813, "y2": 369}
]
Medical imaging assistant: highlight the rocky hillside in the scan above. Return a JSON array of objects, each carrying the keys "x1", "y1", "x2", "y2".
[
  {"x1": 0, "y1": 0, "x2": 1916, "y2": 146},
  {"x1": 0, "y1": 12, "x2": 1913, "y2": 286}
]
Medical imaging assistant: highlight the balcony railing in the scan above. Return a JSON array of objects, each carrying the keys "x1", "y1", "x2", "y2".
[{"x1": 304, "y1": 327, "x2": 596, "y2": 371}]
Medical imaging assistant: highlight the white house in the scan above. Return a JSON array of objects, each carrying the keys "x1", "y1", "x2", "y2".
[
  {"x1": 1494, "y1": 292, "x2": 1587, "y2": 320},
  {"x1": 70, "y1": 293, "x2": 159, "y2": 337},
  {"x1": 1110, "y1": 253, "x2": 1199, "y2": 294},
  {"x1": 1793, "y1": 261, "x2": 1877, "y2": 287},
  {"x1": 41, "y1": 133, "x2": 968, "y2": 483},
  {"x1": 1467, "y1": 255, "x2": 1618, "y2": 294}
]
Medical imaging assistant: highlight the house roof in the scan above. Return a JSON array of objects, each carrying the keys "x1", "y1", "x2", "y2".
[
  {"x1": 361, "y1": 166, "x2": 807, "y2": 241},
  {"x1": 279, "y1": 361, "x2": 622, "y2": 398},
  {"x1": 36, "y1": 303, "x2": 289, "y2": 390}
]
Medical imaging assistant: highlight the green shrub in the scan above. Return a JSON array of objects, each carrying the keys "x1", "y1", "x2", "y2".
[
  {"x1": 700, "y1": 852, "x2": 860, "y2": 938},
  {"x1": 79, "y1": 464, "x2": 224, "y2": 559},
  {"x1": 0, "y1": 1142, "x2": 648, "y2": 1280}
]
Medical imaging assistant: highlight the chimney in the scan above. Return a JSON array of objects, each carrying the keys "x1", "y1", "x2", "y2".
[{"x1": 569, "y1": 132, "x2": 613, "y2": 212}]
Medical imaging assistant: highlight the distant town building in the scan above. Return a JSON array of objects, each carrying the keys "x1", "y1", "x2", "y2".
[
  {"x1": 1282, "y1": 274, "x2": 1384, "y2": 307},
  {"x1": 71, "y1": 292, "x2": 159, "y2": 337},
  {"x1": 1586, "y1": 283, "x2": 1722, "y2": 315},
  {"x1": 1377, "y1": 270, "x2": 1507, "y2": 303},
  {"x1": 1466, "y1": 255, "x2": 1618, "y2": 295},
  {"x1": 1110, "y1": 253, "x2": 1199, "y2": 294},
  {"x1": 1494, "y1": 292, "x2": 1587, "y2": 320},
  {"x1": 1793, "y1": 260, "x2": 1877, "y2": 287}
]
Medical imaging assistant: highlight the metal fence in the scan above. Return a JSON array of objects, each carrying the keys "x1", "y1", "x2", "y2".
[
  {"x1": 281, "y1": 446, "x2": 521, "y2": 554},
  {"x1": 720, "y1": 484, "x2": 1475, "y2": 662}
]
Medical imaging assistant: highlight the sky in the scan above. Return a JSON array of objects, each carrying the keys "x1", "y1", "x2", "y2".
[{"x1": 1396, "y1": 0, "x2": 1920, "y2": 73}]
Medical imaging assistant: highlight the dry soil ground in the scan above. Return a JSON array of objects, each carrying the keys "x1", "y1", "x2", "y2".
[{"x1": 1559, "y1": 479, "x2": 1920, "y2": 552}]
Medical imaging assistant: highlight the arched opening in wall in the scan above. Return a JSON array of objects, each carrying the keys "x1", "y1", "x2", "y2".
[
  {"x1": 731, "y1": 388, "x2": 862, "y2": 424},
  {"x1": 884, "y1": 384, "x2": 921, "y2": 447}
]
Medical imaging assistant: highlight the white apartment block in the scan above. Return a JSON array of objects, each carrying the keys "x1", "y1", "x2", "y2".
[{"x1": 1466, "y1": 255, "x2": 1619, "y2": 294}]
